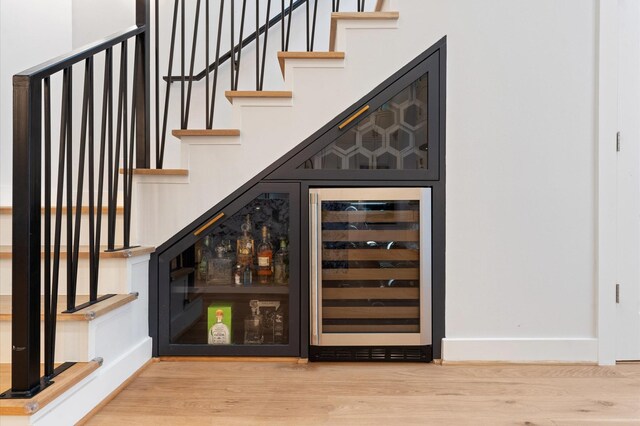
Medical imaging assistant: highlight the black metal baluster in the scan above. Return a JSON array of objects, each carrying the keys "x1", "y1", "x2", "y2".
[
  {"x1": 155, "y1": 0, "x2": 161, "y2": 168},
  {"x1": 159, "y1": 0, "x2": 180, "y2": 168},
  {"x1": 96, "y1": 49, "x2": 111, "y2": 288},
  {"x1": 122, "y1": 41, "x2": 130, "y2": 248},
  {"x1": 305, "y1": 0, "x2": 309, "y2": 51},
  {"x1": 281, "y1": 0, "x2": 284, "y2": 50},
  {"x1": 111, "y1": 41, "x2": 127, "y2": 251},
  {"x1": 285, "y1": 0, "x2": 293, "y2": 51},
  {"x1": 208, "y1": 0, "x2": 225, "y2": 128},
  {"x1": 51, "y1": 69, "x2": 69, "y2": 374},
  {"x1": 205, "y1": 0, "x2": 210, "y2": 127},
  {"x1": 183, "y1": 0, "x2": 202, "y2": 128},
  {"x1": 69, "y1": 59, "x2": 92, "y2": 311},
  {"x1": 43, "y1": 76, "x2": 52, "y2": 378},
  {"x1": 180, "y1": 0, "x2": 185, "y2": 128},
  {"x1": 125, "y1": 42, "x2": 140, "y2": 248},
  {"x1": 233, "y1": 0, "x2": 247, "y2": 89},
  {"x1": 259, "y1": 0, "x2": 272, "y2": 90},
  {"x1": 106, "y1": 48, "x2": 115, "y2": 251},
  {"x1": 309, "y1": 0, "x2": 318, "y2": 51},
  {"x1": 65, "y1": 66, "x2": 73, "y2": 310},
  {"x1": 230, "y1": 0, "x2": 235, "y2": 92},
  {"x1": 86, "y1": 57, "x2": 97, "y2": 302},
  {"x1": 336, "y1": 0, "x2": 340, "y2": 12},
  {"x1": 255, "y1": 0, "x2": 260, "y2": 90}
]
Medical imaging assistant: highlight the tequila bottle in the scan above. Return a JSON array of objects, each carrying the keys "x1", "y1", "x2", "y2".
[
  {"x1": 208, "y1": 309, "x2": 231, "y2": 344},
  {"x1": 244, "y1": 300, "x2": 263, "y2": 344},
  {"x1": 273, "y1": 237, "x2": 289, "y2": 285},
  {"x1": 256, "y1": 225, "x2": 273, "y2": 284}
]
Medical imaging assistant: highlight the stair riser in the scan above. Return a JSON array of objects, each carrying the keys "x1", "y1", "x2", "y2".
[
  {"x1": 0, "y1": 321, "x2": 89, "y2": 363},
  {"x1": 0, "y1": 212, "x2": 125, "y2": 246},
  {"x1": 0, "y1": 258, "x2": 128, "y2": 295}
]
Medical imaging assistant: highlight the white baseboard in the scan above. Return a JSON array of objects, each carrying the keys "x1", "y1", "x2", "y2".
[{"x1": 442, "y1": 338, "x2": 599, "y2": 363}]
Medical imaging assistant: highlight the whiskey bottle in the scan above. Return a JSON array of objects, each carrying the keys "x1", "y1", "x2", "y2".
[
  {"x1": 208, "y1": 309, "x2": 231, "y2": 344},
  {"x1": 273, "y1": 237, "x2": 289, "y2": 285},
  {"x1": 273, "y1": 308, "x2": 285, "y2": 344},
  {"x1": 256, "y1": 225, "x2": 273, "y2": 284},
  {"x1": 236, "y1": 214, "x2": 254, "y2": 268}
]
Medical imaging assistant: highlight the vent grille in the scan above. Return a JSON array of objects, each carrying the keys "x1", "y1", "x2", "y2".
[{"x1": 310, "y1": 346, "x2": 431, "y2": 362}]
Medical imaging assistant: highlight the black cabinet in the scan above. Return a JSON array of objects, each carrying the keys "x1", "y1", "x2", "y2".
[{"x1": 157, "y1": 183, "x2": 301, "y2": 356}]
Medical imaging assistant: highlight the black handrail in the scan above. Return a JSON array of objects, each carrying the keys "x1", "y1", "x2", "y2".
[
  {"x1": 163, "y1": 0, "x2": 306, "y2": 83},
  {"x1": 4, "y1": 2, "x2": 149, "y2": 399}
]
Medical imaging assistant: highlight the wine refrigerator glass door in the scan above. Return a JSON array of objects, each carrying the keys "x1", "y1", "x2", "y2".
[{"x1": 310, "y1": 188, "x2": 431, "y2": 346}]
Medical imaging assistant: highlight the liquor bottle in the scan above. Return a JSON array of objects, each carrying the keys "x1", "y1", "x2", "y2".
[
  {"x1": 256, "y1": 225, "x2": 273, "y2": 284},
  {"x1": 244, "y1": 300, "x2": 263, "y2": 344},
  {"x1": 196, "y1": 239, "x2": 209, "y2": 282},
  {"x1": 273, "y1": 237, "x2": 289, "y2": 285},
  {"x1": 234, "y1": 263, "x2": 243, "y2": 286},
  {"x1": 208, "y1": 309, "x2": 231, "y2": 344},
  {"x1": 273, "y1": 308, "x2": 285, "y2": 344},
  {"x1": 236, "y1": 214, "x2": 254, "y2": 267},
  {"x1": 207, "y1": 243, "x2": 233, "y2": 285}
]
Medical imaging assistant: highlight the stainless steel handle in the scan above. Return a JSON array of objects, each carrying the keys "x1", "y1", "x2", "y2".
[{"x1": 309, "y1": 191, "x2": 320, "y2": 345}]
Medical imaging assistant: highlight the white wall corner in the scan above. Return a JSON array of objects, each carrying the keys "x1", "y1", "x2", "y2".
[
  {"x1": 596, "y1": 0, "x2": 619, "y2": 366},
  {"x1": 442, "y1": 338, "x2": 599, "y2": 363}
]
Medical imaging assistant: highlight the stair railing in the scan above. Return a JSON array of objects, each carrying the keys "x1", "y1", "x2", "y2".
[
  {"x1": 155, "y1": 0, "x2": 371, "y2": 168},
  {"x1": 3, "y1": 2, "x2": 150, "y2": 399}
]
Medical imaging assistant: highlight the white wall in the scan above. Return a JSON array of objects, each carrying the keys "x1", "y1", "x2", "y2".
[{"x1": 0, "y1": 0, "x2": 73, "y2": 205}]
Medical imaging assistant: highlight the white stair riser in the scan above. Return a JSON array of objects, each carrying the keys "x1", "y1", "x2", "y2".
[
  {"x1": 0, "y1": 257, "x2": 129, "y2": 295},
  {"x1": 0, "y1": 212, "x2": 125, "y2": 246},
  {"x1": 0, "y1": 321, "x2": 89, "y2": 364}
]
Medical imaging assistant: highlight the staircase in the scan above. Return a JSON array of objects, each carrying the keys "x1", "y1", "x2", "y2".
[
  {"x1": 136, "y1": 4, "x2": 407, "y2": 247},
  {"x1": 0, "y1": 206, "x2": 152, "y2": 424},
  {"x1": 1, "y1": 0, "x2": 433, "y2": 423}
]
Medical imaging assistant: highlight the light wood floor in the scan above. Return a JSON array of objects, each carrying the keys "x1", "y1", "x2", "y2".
[{"x1": 85, "y1": 361, "x2": 640, "y2": 425}]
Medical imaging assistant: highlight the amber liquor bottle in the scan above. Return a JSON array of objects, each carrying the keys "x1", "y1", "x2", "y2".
[{"x1": 256, "y1": 225, "x2": 273, "y2": 284}]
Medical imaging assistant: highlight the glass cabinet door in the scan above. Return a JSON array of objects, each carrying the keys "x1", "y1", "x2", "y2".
[{"x1": 159, "y1": 183, "x2": 300, "y2": 356}]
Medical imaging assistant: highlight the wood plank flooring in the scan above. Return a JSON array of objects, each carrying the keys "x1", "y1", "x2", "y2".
[{"x1": 85, "y1": 361, "x2": 640, "y2": 425}]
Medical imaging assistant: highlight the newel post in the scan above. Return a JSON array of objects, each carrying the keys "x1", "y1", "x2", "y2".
[{"x1": 11, "y1": 75, "x2": 42, "y2": 394}]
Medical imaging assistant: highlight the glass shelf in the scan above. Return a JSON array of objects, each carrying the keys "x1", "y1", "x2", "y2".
[{"x1": 173, "y1": 283, "x2": 290, "y2": 295}]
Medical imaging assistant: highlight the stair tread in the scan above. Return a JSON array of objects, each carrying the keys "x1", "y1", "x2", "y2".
[
  {"x1": 0, "y1": 245, "x2": 155, "y2": 259},
  {"x1": 119, "y1": 168, "x2": 189, "y2": 176},
  {"x1": 0, "y1": 293, "x2": 138, "y2": 322},
  {"x1": 224, "y1": 90, "x2": 293, "y2": 103},
  {"x1": 172, "y1": 129, "x2": 240, "y2": 138},
  {"x1": 0, "y1": 360, "x2": 100, "y2": 415},
  {"x1": 277, "y1": 51, "x2": 346, "y2": 77},
  {"x1": 329, "y1": 11, "x2": 399, "y2": 51},
  {"x1": 0, "y1": 206, "x2": 124, "y2": 215}
]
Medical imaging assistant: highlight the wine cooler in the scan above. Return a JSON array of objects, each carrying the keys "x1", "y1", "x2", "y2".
[{"x1": 309, "y1": 188, "x2": 432, "y2": 361}]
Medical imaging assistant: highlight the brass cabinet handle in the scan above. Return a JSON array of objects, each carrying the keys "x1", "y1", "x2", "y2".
[
  {"x1": 338, "y1": 105, "x2": 369, "y2": 130},
  {"x1": 194, "y1": 212, "x2": 225, "y2": 236}
]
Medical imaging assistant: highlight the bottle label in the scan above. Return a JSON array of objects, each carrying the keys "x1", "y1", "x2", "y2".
[{"x1": 258, "y1": 256, "x2": 270, "y2": 267}]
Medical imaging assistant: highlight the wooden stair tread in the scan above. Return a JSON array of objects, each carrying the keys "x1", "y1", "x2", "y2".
[
  {"x1": 0, "y1": 293, "x2": 138, "y2": 322},
  {"x1": 224, "y1": 90, "x2": 293, "y2": 103},
  {"x1": 329, "y1": 11, "x2": 400, "y2": 51},
  {"x1": 0, "y1": 360, "x2": 100, "y2": 416},
  {"x1": 172, "y1": 129, "x2": 240, "y2": 138},
  {"x1": 119, "y1": 168, "x2": 188, "y2": 176},
  {"x1": 0, "y1": 245, "x2": 155, "y2": 259},
  {"x1": 277, "y1": 51, "x2": 346, "y2": 77},
  {"x1": 0, "y1": 206, "x2": 124, "y2": 215}
]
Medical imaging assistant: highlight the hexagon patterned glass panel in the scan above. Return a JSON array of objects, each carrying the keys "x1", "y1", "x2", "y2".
[{"x1": 300, "y1": 73, "x2": 428, "y2": 170}]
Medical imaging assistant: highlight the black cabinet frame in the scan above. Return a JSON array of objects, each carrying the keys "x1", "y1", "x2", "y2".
[{"x1": 150, "y1": 37, "x2": 446, "y2": 359}]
